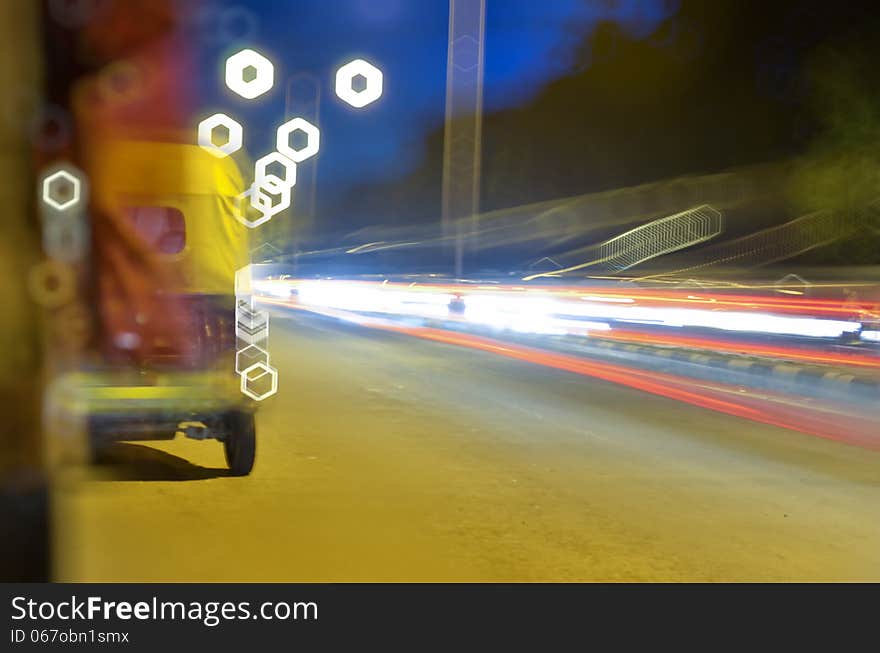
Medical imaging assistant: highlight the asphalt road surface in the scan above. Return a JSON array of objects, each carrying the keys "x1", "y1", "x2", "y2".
[{"x1": 55, "y1": 309, "x2": 880, "y2": 581}]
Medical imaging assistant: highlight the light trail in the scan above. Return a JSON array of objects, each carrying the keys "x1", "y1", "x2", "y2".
[
  {"x1": 255, "y1": 279, "x2": 872, "y2": 339},
  {"x1": 258, "y1": 278, "x2": 879, "y2": 318},
  {"x1": 261, "y1": 296, "x2": 880, "y2": 450}
]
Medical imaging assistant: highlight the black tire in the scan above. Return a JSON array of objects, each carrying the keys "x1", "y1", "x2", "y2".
[{"x1": 223, "y1": 410, "x2": 256, "y2": 476}]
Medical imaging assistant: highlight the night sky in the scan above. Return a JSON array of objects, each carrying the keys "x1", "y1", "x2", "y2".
[{"x1": 194, "y1": 0, "x2": 674, "y2": 198}]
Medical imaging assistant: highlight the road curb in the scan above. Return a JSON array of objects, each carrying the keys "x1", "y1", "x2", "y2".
[{"x1": 545, "y1": 334, "x2": 880, "y2": 404}]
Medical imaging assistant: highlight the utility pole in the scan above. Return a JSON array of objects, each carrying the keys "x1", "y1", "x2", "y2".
[
  {"x1": 283, "y1": 72, "x2": 320, "y2": 260},
  {"x1": 441, "y1": 0, "x2": 485, "y2": 279}
]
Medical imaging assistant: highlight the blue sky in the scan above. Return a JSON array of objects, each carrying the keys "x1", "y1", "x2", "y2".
[{"x1": 193, "y1": 0, "x2": 674, "y2": 198}]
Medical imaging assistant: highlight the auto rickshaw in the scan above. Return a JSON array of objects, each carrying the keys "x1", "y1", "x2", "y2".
[{"x1": 44, "y1": 137, "x2": 259, "y2": 475}]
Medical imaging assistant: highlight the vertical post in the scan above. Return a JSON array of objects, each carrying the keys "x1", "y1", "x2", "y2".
[
  {"x1": 441, "y1": 0, "x2": 486, "y2": 278},
  {"x1": 283, "y1": 72, "x2": 321, "y2": 256}
]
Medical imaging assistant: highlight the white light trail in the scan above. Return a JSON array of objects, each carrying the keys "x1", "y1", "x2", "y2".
[{"x1": 269, "y1": 280, "x2": 864, "y2": 341}]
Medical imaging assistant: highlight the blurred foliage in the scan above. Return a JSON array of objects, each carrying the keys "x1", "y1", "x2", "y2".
[
  {"x1": 784, "y1": 8, "x2": 880, "y2": 264},
  {"x1": 788, "y1": 45, "x2": 880, "y2": 214}
]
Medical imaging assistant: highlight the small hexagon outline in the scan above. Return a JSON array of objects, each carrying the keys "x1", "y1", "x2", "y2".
[
  {"x1": 452, "y1": 35, "x2": 481, "y2": 72},
  {"x1": 42, "y1": 169, "x2": 82, "y2": 211},
  {"x1": 335, "y1": 58, "x2": 383, "y2": 108},
  {"x1": 254, "y1": 151, "x2": 297, "y2": 193},
  {"x1": 240, "y1": 361, "x2": 278, "y2": 401},
  {"x1": 198, "y1": 112, "x2": 243, "y2": 158},
  {"x1": 233, "y1": 187, "x2": 273, "y2": 229},
  {"x1": 225, "y1": 48, "x2": 275, "y2": 100},
  {"x1": 249, "y1": 182, "x2": 291, "y2": 217},
  {"x1": 235, "y1": 343, "x2": 269, "y2": 374},
  {"x1": 232, "y1": 184, "x2": 290, "y2": 229},
  {"x1": 276, "y1": 117, "x2": 320, "y2": 163}
]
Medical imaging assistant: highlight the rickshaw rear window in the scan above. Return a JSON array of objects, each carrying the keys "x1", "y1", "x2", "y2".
[{"x1": 125, "y1": 206, "x2": 186, "y2": 255}]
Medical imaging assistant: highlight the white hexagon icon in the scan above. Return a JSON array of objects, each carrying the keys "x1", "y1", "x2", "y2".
[
  {"x1": 240, "y1": 361, "x2": 278, "y2": 401},
  {"x1": 235, "y1": 343, "x2": 269, "y2": 374},
  {"x1": 225, "y1": 48, "x2": 274, "y2": 100},
  {"x1": 254, "y1": 152, "x2": 297, "y2": 193},
  {"x1": 233, "y1": 183, "x2": 291, "y2": 229},
  {"x1": 232, "y1": 186, "x2": 272, "y2": 229},
  {"x1": 42, "y1": 169, "x2": 81, "y2": 211},
  {"x1": 335, "y1": 59, "x2": 383, "y2": 108},
  {"x1": 276, "y1": 117, "x2": 320, "y2": 163},
  {"x1": 198, "y1": 113, "x2": 243, "y2": 158},
  {"x1": 250, "y1": 182, "x2": 291, "y2": 217},
  {"x1": 233, "y1": 187, "x2": 273, "y2": 229}
]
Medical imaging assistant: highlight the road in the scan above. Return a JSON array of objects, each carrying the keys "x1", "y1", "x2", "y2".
[{"x1": 55, "y1": 309, "x2": 880, "y2": 581}]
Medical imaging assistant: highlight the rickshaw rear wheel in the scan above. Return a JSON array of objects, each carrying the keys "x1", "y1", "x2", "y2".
[{"x1": 223, "y1": 410, "x2": 256, "y2": 476}]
